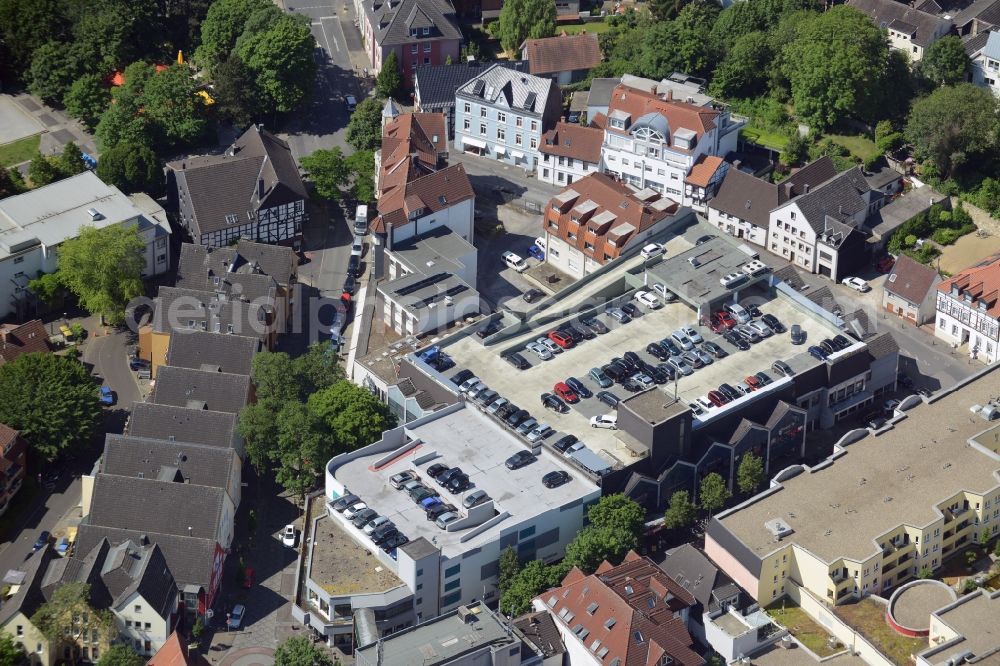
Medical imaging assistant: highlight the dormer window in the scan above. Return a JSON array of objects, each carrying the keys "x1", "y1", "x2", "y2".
[{"x1": 422, "y1": 26, "x2": 430, "y2": 35}]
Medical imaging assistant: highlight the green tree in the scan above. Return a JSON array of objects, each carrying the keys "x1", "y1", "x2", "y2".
[
  {"x1": 377, "y1": 51, "x2": 403, "y2": 100},
  {"x1": 664, "y1": 490, "x2": 697, "y2": 529},
  {"x1": 649, "y1": 0, "x2": 689, "y2": 22},
  {"x1": 917, "y1": 566, "x2": 933, "y2": 579},
  {"x1": 639, "y1": 2, "x2": 720, "y2": 80},
  {"x1": 55, "y1": 224, "x2": 146, "y2": 324},
  {"x1": 495, "y1": 0, "x2": 556, "y2": 55},
  {"x1": 782, "y1": 6, "x2": 889, "y2": 129},
  {"x1": 346, "y1": 149, "x2": 376, "y2": 203},
  {"x1": 0, "y1": 0, "x2": 68, "y2": 73},
  {"x1": 273, "y1": 401, "x2": 329, "y2": 505},
  {"x1": 346, "y1": 97, "x2": 385, "y2": 152},
  {"x1": 251, "y1": 351, "x2": 300, "y2": 405},
  {"x1": 27, "y1": 40, "x2": 85, "y2": 103},
  {"x1": 709, "y1": 31, "x2": 771, "y2": 99},
  {"x1": 736, "y1": 453, "x2": 765, "y2": 494},
  {"x1": 213, "y1": 54, "x2": 261, "y2": 128},
  {"x1": 498, "y1": 546, "x2": 521, "y2": 596},
  {"x1": 291, "y1": 340, "x2": 345, "y2": 395},
  {"x1": 905, "y1": 84, "x2": 999, "y2": 178},
  {"x1": 28, "y1": 272, "x2": 65, "y2": 306},
  {"x1": 920, "y1": 35, "x2": 970, "y2": 87},
  {"x1": 32, "y1": 582, "x2": 116, "y2": 660},
  {"x1": 71, "y1": 0, "x2": 164, "y2": 74},
  {"x1": 300, "y1": 147, "x2": 352, "y2": 201},
  {"x1": 237, "y1": 402, "x2": 280, "y2": 475},
  {"x1": 307, "y1": 380, "x2": 396, "y2": 454},
  {"x1": 141, "y1": 63, "x2": 209, "y2": 148},
  {"x1": 0, "y1": 167, "x2": 26, "y2": 199},
  {"x1": 95, "y1": 77, "x2": 155, "y2": 152},
  {"x1": 0, "y1": 633, "x2": 27, "y2": 666},
  {"x1": 781, "y1": 130, "x2": 810, "y2": 166},
  {"x1": 95, "y1": 142, "x2": 162, "y2": 195},
  {"x1": 63, "y1": 74, "x2": 111, "y2": 130},
  {"x1": 96, "y1": 644, "x2": 144, "y2": 666},
  {"x1": 994, "y1": 538, "x2": 1000, "y2": 558},
  {"x1": 58, "y1": 142, "x2": 87, "y2": 178},
  {"x1": 196, "y1": 0, "x2": 269, "y2": 72},
  {"x1": 500, "y1": 559, "x2": 549, "y2": 616},
  {"x1": 588, "y1": 493, "x2": 645, "y2": 536},
  {"x1": 875, "y1": 119, "x2": 904, "y2": 155},
  {"x1": 236, "y1": 10, "x2": 317, "y2": 114},
  {"x1": 0, "y1": 353, "x2": 100, "y2": 458},
  {"x1": 27, "y1": 153, "x2": 61, "y2": 187},
  {"x1": 979, "y1": 529, "x2": 990, "y2": 548},
  {"x1": 564, "y1": 495, "x2": 646, "y2": 573},
  {"x1": 699, "y1": 472, "x2": 731, "y2": 516},
  {"x1": 273, "y1": 636, "x2": 335, "y2": 666}
]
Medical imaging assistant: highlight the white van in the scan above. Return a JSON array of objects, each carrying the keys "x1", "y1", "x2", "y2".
[
  {"x1": 502, "y1": 251, "x2": 528, "y2": 272},
  {"x1": 725, "y1": 303, "x2": 751, "y2": 323},
  {"x1": 354, "y1": 204, "x2": 368, "y2": 235}
]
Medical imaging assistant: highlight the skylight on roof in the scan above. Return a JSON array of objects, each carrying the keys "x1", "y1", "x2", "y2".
[
  {"x1": 604, "y1": 618, "x2": 616, "y2": 629},
  {"x1": 633, "y1": 630, "x2": 644, "y2": 644},
  {"x1": 587, "y1": 602, "x2": 599, "y2": 615}
]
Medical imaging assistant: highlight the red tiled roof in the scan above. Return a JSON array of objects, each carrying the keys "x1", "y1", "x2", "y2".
[
  {"x1": 535, "y1": 552, "x2": 703, "y2": 666},
  {"x1": 378, "y1": 113, "x2": 447, "y2": 200},
  {"x1": 373, "y1": 163, "x2": 475, "y2": 233},
  {"x1": 605, "y1": 84, "x2": 719, "y2": 149},
  {"x1": 885, "y1": 254, "x2": 940, "y2": 306},
  {"x1": 0, "y1": 320, "x2": 51, "y2": 365},
  {"x1": 684, "y1": 155, "x2": 725, "y2": 187},
  {"x1": 544, "y1": 173, "x2": 678, "y2": 266},
  {"x1": 590, "y1": 112, "x2": 608, "y2": 130},
  {"x1": 938, "y1": 251, "x2": 1000, "y2": 318},
  {"x1": 149, "y1": 631, "x2": 210, "y2": 666},
  {"x1": 539, "y1": 122, "x2": 603, "y2": 163},
  {"x1": 522, "y1": 33, "x2": 602, "y2": 75},
  {"x1": 0, "y1": 424, "x2": 18, "y2": 454}
]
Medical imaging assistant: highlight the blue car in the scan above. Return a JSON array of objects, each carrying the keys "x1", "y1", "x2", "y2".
[
  {"x1": 99, "y1": 387, "x2": 115, "y2": 405},
  {"x1": 808, "y1": 345, "x2": 828, "y2": 361},
  {"x1": 420, "y1": 496, "x2": 442, "y2": 509},
  {"x1": 528, "y1": 245, "x2": 544, "y2": 261}
]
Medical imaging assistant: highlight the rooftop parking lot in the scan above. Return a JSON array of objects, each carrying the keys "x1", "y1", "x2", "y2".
[{"x1": 444, "y1": 290, "x2": 847, "y2": 462}]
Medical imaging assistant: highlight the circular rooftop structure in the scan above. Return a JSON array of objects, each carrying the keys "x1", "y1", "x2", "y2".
[{"x1": 887, "y1": 580, "x2": 957, "y2": 637}]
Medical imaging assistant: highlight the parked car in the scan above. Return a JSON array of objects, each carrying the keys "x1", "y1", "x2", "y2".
[
  {"x1": 790, "y1": 324, "x2": 806, "y2": 345},
  {"x1": 537, "y1": 337, "x2": 561, "y2": 355},
  {"x1": 526, "y1": 424, "x2": 553, "y2": 443},
  {"x1": 523, "y1": 288, "x2": 545, "y2": 303},
  {"x1": 581, "y1": 317, "x2": 609, "y2": 335},
  {"x1": 696, "y1": 234, "x2": 715, "y2": 245},
  {"x1": 724, "y1": 330, "x2": 750, "y2": 351},
  {"x1": 644, "y1": 364, "x2": 669, "y2": 384},
  {"x1": 646, "y1": 342, "x2": 670, "y2": 361},
  {"x1": 99, "y1": 386, "x2": 115, "y2": 406},
  {"x1": 427, "y1": 463, "x2": 449, "y2": 479},
  {"x1": 656, "y1": 362, "x2": 676, "y2": 381},
  {"x1": 589, "y1": 367, "x2": 613, "y2": 388},
  {"x1": 718, "y1": 384, "x2": 741, "y2": 401},
  {"x1": 842, "y1": 276, "x2": 871, "y2": 292},
  {"x1": 516, "y1": 417, "x2": 539, "y2": 436},
  {"x1": 761, "y1": 313, "x2": 785, "y2": 333},
  {"x1": 505, "y1": 353, "x2": 531, "y2": 370},
  {"x1": 542, "y1": 471, "x2": 571, "y2": 489},
  {"x1": 725, "y1": 303, "x2": 752, "y2": 324},
  {"x1": 477, "y1": 320, "x2": 502, "y2": 339},
  {"x1": 652, "y1": 283, "x2": 677, "y2": 301},
  {"x1": 634, "y1": 290, "x2": 661, "y2": 309},
  {"x1": 623, "y1": 351, "x2": 642, "y2": 370},
  {"x1": 496, "y1": 403, "x2": 518, "y2": 420},
  {"x1": 681, "y1": 351, "x2": 703, "y2": 369},
  {"x1": 547, "y1": 330, "x2": 574, "y2": 349},
  {"x1": 808, "y1": 345, "x2": 828, "y2": 360},
  {"x1": 474, "y1": 389, "x2": 499, "y2": 407},
  {"x1": 748, "y1": 321, "x2": 773, "y2": 338},
  {"x1": 745, "y1": 375, "x2": 762, "y2": 391},
  {"x1": 345, "y1": 95, "x2": 357, "y2": 111},
  {"x1": 715, "y1": 311, "x2": 738, "y2": 329},
  {"x1": 553, "y1": 382, "x2": 579, "y2": 403},
  {"x1": 590, "y1": 414, "x2": 618, "y2": 429},
  {"x1": 463, "y1": 490, "x2": 490, "y2": 509},
  {"x1": 381, "y1": 533, "x2": 409, "y2": 551},
  {"x1": 832, "y1": 334, "x2": 852, "y2": 350},
  {"x1": 541, "y1": 392, "x2": 568, "y2": 413},
  {"x1": 561, "y1": 324, "x2": 589, "y2": 343},
  {"x1": 702, "y1": 341, "x2": 727, "y2": 358},
  {"x1": 819, "y1": 339, "x2": 837, "y2": 355},
  {"x1": 505, "y1": 451, "x2": 536, "y2": 469},
  {"x1": 446, "y1": 473, "x2": 471, "y2": 493},
  {"x1": 525, "y1": 342, "x2": 552, "y2": 361},
  {"x1": 343, "y1": 502, "x2": 368, "y2": 520},
  {"x1": 736, "y1": 325, "x2": 761, "y2": 344},
  {"x1": 331, "y1": 494, "x2": 360, "y2": 511},
  {"x1": 487, "y1": 398, "x2": 509, "y2": 415},
  {"x1": 351, "y1": 508, "x2": 377, "y2": 528},
  {"x1": 605, "y1": 306, "x2": 631, "y2": 323},
  {"x1": 505, "y1": 409, "x2": 530, "y2": 428},
  {"x1": 707, "y1": 390, "x2": 729, "y2": 407},
  {"x1": 552, "y1": 435, "x2": 579, "y2": 453},
  {"x1": 426, "y1": 504, "x2": 455, "y2": 521},
  {"x1": 772, "y1": 360, "x2": 794, "y2": 377},
  {"x1": 502, "y1": 251, "x2": 528, "y2": 272},
  {"x1": 528, "y1": 245, "x2": 545, "y2": 261},
  {"x1": 640, "y1": 242, "x2": 664, "y2": 259},
  {"x1": 597, "y1": 390, "x2": 620, "y2": 408},
  {"x1": 671, "y1": 330, "x2": 694, "y2": 350},
  {"x1": 458, "y1": 377, "x2": 481, "y2": 393},
  {"x1": 451, "y1": 369, "x2": 474, "y2": 385},
  {"x1": 371, "y1": 525, "x2": 399, "y2": 545},
  {"x1": 281, "y1": 525, "x2": 298, "y2": 547},
  {"x1": 660, "y1": 338, "x2": 682, "y2": 356},
  {"x1": 565, "y1": 377, "x2": 592, "y2": 399},
  {"x1": 755, "y1": 371, "x2": 773, "y2": 386},
  {"x1": 129, "y1": 357, "x2": 151, "y2": 371},
  {"x1": 693, "y1": 349, "x2": 713, "y2": 366},
  {"x1": 438, "y1": 467, "x2": 464, "y2": 486},
  {"x1": 621, "y1": 302, "x2": 640, "y2": 319},
  {"x1": 435, "y1": 512, "x2": 460, "y2": 529},
  {"x1": 32, "y1": 531, "x2": 51, "y2": 552},
  {"x1": 227, "y1": 604, "x2": 246, "y2": 630},
  {"x1": 668, "y1": 357, "x2": 694, "y2": 376},
  {"x1": 364, "y1": 516, "x2": 391, "y2": 535}
]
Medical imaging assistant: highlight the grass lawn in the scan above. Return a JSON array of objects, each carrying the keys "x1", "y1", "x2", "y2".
[
  {"x1": 0, "y1": 134, "x2": 40, "y2": 167},
  {"x1": 741, "y1": 126, "x2": 787, "y2": 151},
  {"x1": 835, "y1": 598, "x2": 927, "y2": 666},
  {"x1": 826, "y1": 133, "x2": 878, "y2": 161},
  {"x1": 766, "y1": 602, "x2": 839, "y2": 657},
  {"x1": 561, "y1": 21, "x2": 613, "y2": 34}
]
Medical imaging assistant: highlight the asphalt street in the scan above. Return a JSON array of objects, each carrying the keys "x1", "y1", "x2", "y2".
[{"x1": 0, "y1": 478, "x2": 81, "y2": 574}]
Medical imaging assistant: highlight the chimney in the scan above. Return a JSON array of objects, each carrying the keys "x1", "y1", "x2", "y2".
[
  {"x1": 733, "y1": 159, "x2": 742, "y2": 170},
  {"x1": 803, "y1": 184, "x2": 810, "y2": 194},
  {"x1": 665, "y1": 88, "x2": 673, "y2": 101},
  {"x1": 784, "y1": 182, "x2": 794, "y2": 198},
  {"x1": 838, "y1": 204, "x2": 843, "y2": 215},
  {"x1": 257, "y1": 178, "x2": 265, "y2": 199}
]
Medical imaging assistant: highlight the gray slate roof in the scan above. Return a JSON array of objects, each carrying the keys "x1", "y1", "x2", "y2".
[
  {"x1": 100, "y1": 541, "x2": 177, "y2": 618},
  {"x1": 455, "y1": 64, "x2": 556, "y2": 118},
  {"x1": 178, "y1": 241, "x2": 298, "y2": 287},
  {"x1": 784, "y1": 167, "x2": 872, "y2": 234},
  {"x1": 709, "y1": 169, "x2": 778, "y2": 229},
  {"x1": 587, "y1": 78, "x2": 620, "y2": 110},
  {"x1": 659, "y1": 543, "x2": 737, "y2": 613},
  {"x1": 848, "y1": 0, "x2": 953, "y2": 47},
  {"x1": 167, "y1": 126, "x2": 307, "y2": 237},
  {"x1": 75, "y1": 525, "x2": 216, "y2": 592},
  {"x1": 415, "y1": 60, "x2": 528, "y2": 109},
  {"x1": 0, "y1": 547, "x2": 51, "y2": 628},
  {"x1": 362, "y1": 0, "x2": 461, "y2": 47},
  {"x1": 88, "y1": 473, "x2": 225, "y2": 541},
  {"x1": 953, "y1": 0, "x2": 1000, "y2": 28},
  {"x1": 151, "y1": 365, "x2": 251, "y2": 415},
  {"x1": 102, "y1": 435, "x2": 238, "y2": 491},
  {"x1": 166, "y1": 331, "x2": 260, "y2": 376},
  {"x1": 152, "y1": 286, "x2": 273, "y2": 341},
  {"x1": 128, "y1": 403, "x2": 237, "y2": 451},
  {"x1": 866, "y1": 331, "x2": 900, "y2": 360}
]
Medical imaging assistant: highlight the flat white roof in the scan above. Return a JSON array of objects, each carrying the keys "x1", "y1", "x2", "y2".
[
  {"x1": 0, "y1": 172, "x2": 143, "y2": 258},
  {"x1": 331, "y1": 406, "x2": 599, "y2": 559}
]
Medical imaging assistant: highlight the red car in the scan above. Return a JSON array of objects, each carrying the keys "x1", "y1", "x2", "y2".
[
  {"x1": 547, "y1": 330, "x2": 574, "y2": 349},
  {"x1": 715, "y1": 311, "x2": 737, "y2": 329},
  {"x1": 709, "y1": 315, "x2": 726, "y2": 333},
  {"x1": 744, "y1": 375, "x2": 762, "y2": 391},
  {"x1": 553, "y1": 382, "x2": 579, "y2": 403},
  {"x1": 707, "y1": 390, "x2": 729, "y2": 407}
]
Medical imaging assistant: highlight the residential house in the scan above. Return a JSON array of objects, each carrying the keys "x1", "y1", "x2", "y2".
[
  {"x1": 166, "y1": 126, "x2": 307, "y2": 251},
  {"x1": 934, "y1": 251, "x2": 1000, "y2": 362},
  {"x1": 708, "y1": 158, "x2": 837, "y2": 247},
  {"x1": 953, "y1": 0, "x2": 1000, "y2": 37},
  {"x1": 847, "y1": 0, "x2": 953, "y2": 61},
  {"x1": 0, "y1": 424, "x2": 27, "y2": 517},
  {"x1": 863, "y1": 186, "x2": 949, "y2": 254},
  {"x1": 882, "y1": 255, "x2": 942, "y2": 325},
  {"x1": 683, "y1": 155, "x2": 728, "y2": 212},
  {"x1": 414, "y1": 60, "x2": 529, "y2": 138},
  {"x1": 378, "y1": 262, "x2": 479, "y2": 336},
  {"x1": 521, "y1": 33, "x2": 602, "y2": 85},
  {"x1": 371, "y1": 164, "x2": 476, "y2": 249},
  {"x1": 917, "y1": 589, "x2": 1000, "y2": 665},
  {"x1": 164, "y1": 330, "x2": 260, "y2": 377},
  {"x1": 454, "y1": 64, "x2": 562, "y2": 172},
  {"x1": 599, "y1": 82, "x2": 744, "y2": 203},
  {"x1": 149, "y1": 631, "x2": 211, "y2": 666},
  {"x1": 658, "y1": 544, "x2": 743, "y2": 646},
  {"x1": 511, "y1": 611, "x2": 566, "y2": 665},
  {"x1": 538, "y1": 122, "x2": 604, "y2": 187},
  {"x1": 375, "y1": 111, "x2": 448, "y2": 201},
  {"x1": 354, "y1": 0, "x2": 462, "y2": 85},
  {"x1": 139, "y1": 286, "x2": 276, "y2": 375},
  {"x1": 532, "y1": 551, "x2": 704, "y2": 666},
  {"x1": 543, "y1": 173, "x2": 680, "y2": 280},
  {"x1": 127, "y1": 403, "x2": 242, "y2": 460},
  {"x1": 0, "y1": 172, "x2": 171, "y2": 319},
  {"x1": 150, "y1": 365, "x2": 252, "y2": 417},
  {"x1": 0, "y1": 320, "x2": 50, "y2": 366},
  {"x1": 967, "y1": 29, "x2": 1000, "y2": 96},
  {"x1": 767, "y1": 165, "x2": 884, "y2": 280},
  {"x1": 175, "y1": 241, "x2": 298, "y2": 331},
  {"x1": 0, "y1": 548, "x2": 55, "y2": 665}
]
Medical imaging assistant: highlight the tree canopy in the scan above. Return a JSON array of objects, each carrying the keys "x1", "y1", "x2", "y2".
[
  {"x1": 55, "y1": 224, "x2": 146, "y2": 324},
  {"x1": 377, "y1": 52, "x2": 403, "y2": 100},
  {"x1": 96, "y1": 142, "x2": 163, "y2": 196},
  {"x1": 346, "y1": 97, "x2": 385, "y2": 152},
  {"x1": 906, "y1": 84, "x2": 999, "y2": 178},
  {"x1": 920, "y1": 36, "x2": 971, "y2": 87},
  {"x1": 96, "y1": 644, "x2": 144, "y2": 666},
  {"x1": 196, "y1": 0, "x2": 268, "y2": 73},
  {"x1": 63, "y1": 75, "x2": 111, "y2": 130},
  {"x1": 32, "y1": 582, "x2": 116, "y2": 655},
  {"x1": 664, "y1": 490, "x2": 697, "y2": 529},
  {"x1": 235, "y1": 8, "x2": 316, "y2": 114},
  {"x1": 736, "y1": 453, "x2": 765, "y2": 494},
  {"x1": 699, "y1": 473, "x2": 731, "y2": 515},
  {"x1": 301, "y1": 147, "x2": 376, "y2": 203},
  {"x1": 274, "y1": 636, "x2": 336, "y2": 666},
  {"x1": 0, "y1": 633, "x2": 27, "y2": 666},
  {"x1": 782, "y1": 6, "x2": 889, "y2": 129},
  {"x1": 307, "y1": 380, "x2": 396, "y2": 454},
  {"x1": 495, "y1": 0, "x2": 556, "y2": 55}
]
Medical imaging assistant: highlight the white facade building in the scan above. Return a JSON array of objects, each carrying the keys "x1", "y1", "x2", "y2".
[
  {"x1": 969, "y1": 30, "x2": 1000, "y2": 97},
  {"x1": 934, "y1": 254, "x2": 1000, "y2": 363},
  {"x1": 0, "y1": 172, "x2": 171, "y2": 319}
]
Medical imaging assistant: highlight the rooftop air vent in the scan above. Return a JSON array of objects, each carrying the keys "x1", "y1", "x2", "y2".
[
  {"x1": 765, "y1": 519, "x2": 794, "y2": 539},
  {"x1": 87, "y1": 208, "x2": 104, "y2": 221}
]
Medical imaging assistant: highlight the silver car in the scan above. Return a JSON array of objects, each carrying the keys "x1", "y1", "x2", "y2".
[
  {"x1": 525, "y1": 341, "x2": 552, "y2": 360},
  {"x1": 526, "y1": 424, "x2": 553, "y2": 442},
  {"x1": 694, "y1": 349, "x2": 714, "y2": 365},
  {"x1": 487, "y1": 398, "x2": 509, "y2": 415},
  {"x1": 681, "y1": 325, "x2": 704, "y2": 344},
  {"x1": 538, "y1": 337, "x2": 562, "y2": 354},
  {"x1": 681, "y1": 351, "x2": 704, "y2": 369},
  {"x1": 516, "y1": 418, "x2": 539, "y2": 435},
  {"x1": 668, "y1": 357, "x2": 694, "y2": 376},
  {"x1": 748, "y1": 321, "x2": 773, "y2": 338},
  {"x1": 671, "y1": 330, "x2": 694, "y2": 350}
]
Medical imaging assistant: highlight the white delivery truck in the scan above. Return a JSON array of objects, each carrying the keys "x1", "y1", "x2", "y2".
[{"x1": 354, "y1": 204, "x2": 368, "y2": 235}]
